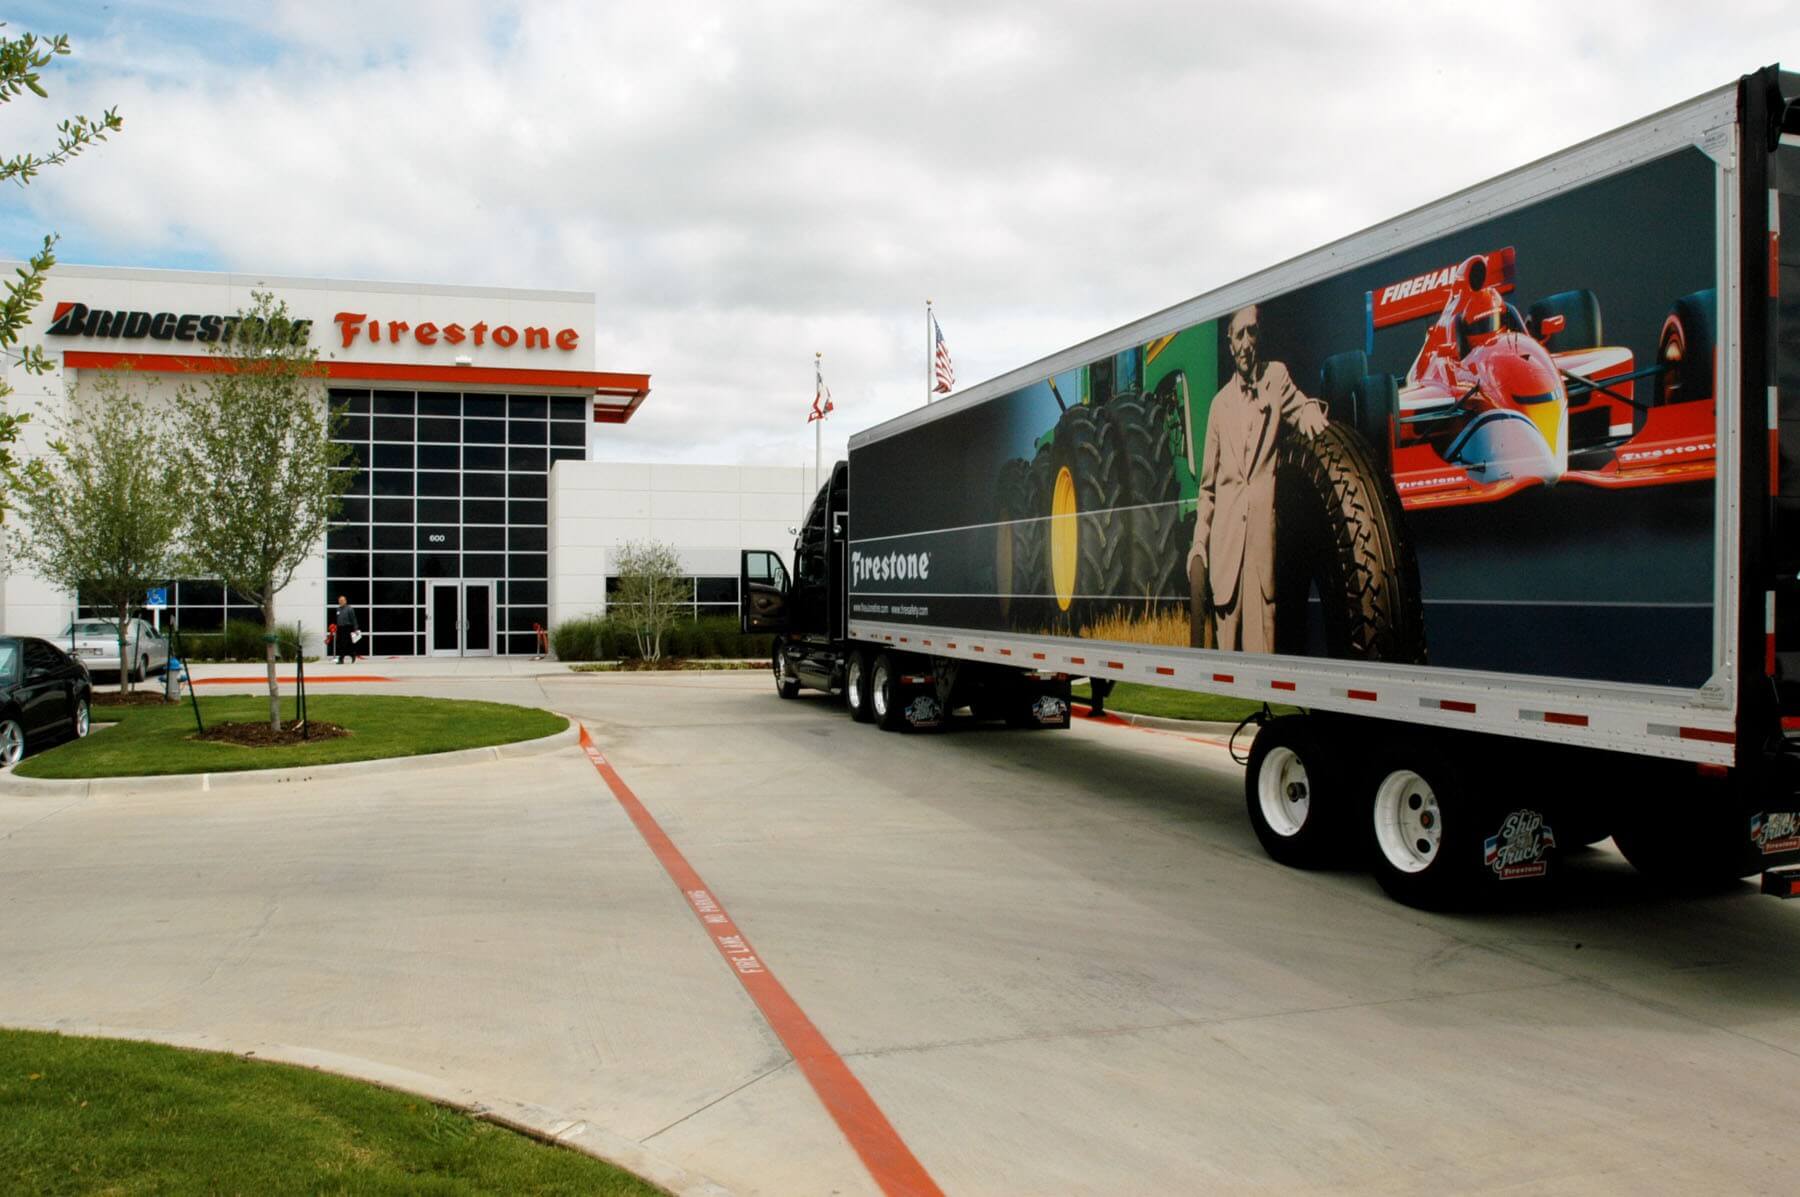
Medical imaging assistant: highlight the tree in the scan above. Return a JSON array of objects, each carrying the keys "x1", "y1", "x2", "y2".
[
  {"x1": 173, "y1": 293, "x2": 352, "y2": 730},
  {"x1": 0, "y1": 26, "x2": 121, "y2": 521},
  {"x1": 610, "y1": 540, "x2": 692, "y2": 663},
  {"x1": 17, "y1": 376, "x2": 183, "y2": 692}
]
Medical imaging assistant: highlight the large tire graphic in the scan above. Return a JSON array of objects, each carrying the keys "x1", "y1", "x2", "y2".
[
  {"x1": 994, "y1": 456, "x2": 1034, "y2": 621},
  {"x1": 1274, "y1": 423, "x2": 1426, "y2": 663},
  {"x1": 1047, "y1": 405, "x2": 1130, "y2": 628},
  {"x1": 1103, "y1": 394, "x2": 1184, "y2": 604}
]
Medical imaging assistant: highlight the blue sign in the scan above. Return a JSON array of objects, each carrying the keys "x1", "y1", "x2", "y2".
[{"x1": 146, "y1": 587, "x2": 169, "y2": 608}]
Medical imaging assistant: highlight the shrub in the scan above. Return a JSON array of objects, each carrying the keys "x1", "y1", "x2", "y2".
[
  {"x1": 168, "y1": 620, "x2": 304, "y2": 662},
  {"x1": 551, "y1": 613, "x2": 772, "y2": 662}
]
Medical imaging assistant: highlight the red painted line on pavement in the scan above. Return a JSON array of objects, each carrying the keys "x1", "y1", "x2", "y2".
[
  {"x1": 1068, "y1": 703, "x2": 1236, "y2": 752},
  {"x1": 191, "y1": 675, "x2": 392, "y2": 684},
  {"x1": 575, "y1": 725, "x2": 943, "y2": 1197}
]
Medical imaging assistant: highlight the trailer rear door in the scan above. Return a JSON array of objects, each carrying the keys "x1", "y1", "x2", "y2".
[{"x1": 1775, "y1": 133, "x2": 1800, "y2": 714}]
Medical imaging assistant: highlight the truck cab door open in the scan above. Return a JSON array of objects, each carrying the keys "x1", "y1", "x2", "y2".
[{"x1": 741, "y1": 549, "x2": 791, "y2": 634}]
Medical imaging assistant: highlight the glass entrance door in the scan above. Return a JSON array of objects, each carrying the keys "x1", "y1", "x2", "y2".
[{"x1": 427, "y1": 580, "x2": 496, "y2": 656}]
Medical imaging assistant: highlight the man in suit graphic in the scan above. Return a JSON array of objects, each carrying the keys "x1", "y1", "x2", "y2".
[{"x1": 1189, "y1": 304, "x2": 1328, "y2": 652}]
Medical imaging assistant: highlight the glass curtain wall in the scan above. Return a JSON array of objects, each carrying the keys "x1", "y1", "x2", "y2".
[{"x1": 325, "y1": 388, "x2": 588, "y2": 655}]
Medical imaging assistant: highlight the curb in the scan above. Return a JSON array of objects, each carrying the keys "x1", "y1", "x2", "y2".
[
  {"x1": 0, "y1": 719, "x2": 580, "y2": 798},
  {"x1": 0, "y1": 1020, "x2": 734, "y2": 1197},
  {"x1": 1070, "y1": 703, "x2": 1242, "y2": 737}
]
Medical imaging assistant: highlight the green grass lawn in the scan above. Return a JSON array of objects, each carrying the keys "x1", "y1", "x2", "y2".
[
  {"x1": 1071, "y1": 681, "x2": 1296, "y2": 723},
  {"x1": 0, "y1": 1028, "x2": 659, "y2": 1195},
  {"x1": 16, "y1": 696, "x2": 567, "y2": 780}
]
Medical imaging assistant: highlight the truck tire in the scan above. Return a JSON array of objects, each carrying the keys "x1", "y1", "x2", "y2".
[
  {"x1": 844, "y1": 649, "x2": 872, "y2": 722},
  {"x1": 1527, "y1": 289, "x2": 1603, "y2": 351},
  {"x1": 1652, "y1": 288, "x2": 1716, "y2": 407},
  {"x1": 1273, "y1": 423, "x2": 1427, "y2": 663},
  {"x1": 870, "y1": 652, "x2": 906, "y2": 731},
  {"x1": 1367, "y1": 747, "x2": 1557, "y2": 909},
  {"x1": 1048, "y1": 404, "x2": 1130, "y2": 628},
  {"x1": 1318, "y1": 350, "x2": 1369, "y2": 428},
  {"x1": 773, "y1": 642, "x2": 800, "y2": 699},
  {"x1": 1104, "y1": 393, "x2": 1185, "y2": 605},
  {"x1": 1610, "y1": 767, "x2": 1758, "y2": 890},
  {"x1": 1244, "y1": 716, "x2": 1347, "y2": 869}
]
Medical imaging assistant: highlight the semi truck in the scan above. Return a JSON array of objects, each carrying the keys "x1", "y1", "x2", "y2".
[{"x1": 740, "y1": 66, "x2": 1800, "y2": 908}]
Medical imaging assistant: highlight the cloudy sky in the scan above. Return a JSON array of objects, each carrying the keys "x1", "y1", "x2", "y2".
[{"x1": 3, "y1": 1, "x2": 1794, "y2": 470}]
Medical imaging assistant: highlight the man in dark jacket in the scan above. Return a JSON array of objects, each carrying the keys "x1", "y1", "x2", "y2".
[{"x1": 334, "y1": 595, "x2": 361, "y2": 664}]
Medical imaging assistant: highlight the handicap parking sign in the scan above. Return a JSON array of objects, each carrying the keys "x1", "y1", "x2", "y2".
[{"x1": 146, "y1": 587, "x2": 169, "y2": 608}]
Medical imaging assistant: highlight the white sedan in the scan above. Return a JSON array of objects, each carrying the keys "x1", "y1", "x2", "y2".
[{"x1": 59, "y1": 618, "x2": 170, "y2": 682}]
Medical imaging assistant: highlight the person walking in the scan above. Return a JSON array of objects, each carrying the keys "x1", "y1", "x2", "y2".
[{"x1": 334, "y1": 595, "x2": 361, "y2": 664}]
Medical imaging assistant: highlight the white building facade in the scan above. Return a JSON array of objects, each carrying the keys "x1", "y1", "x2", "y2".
[{"x1": 2, "y1": 263, "x2": 811, "y2": 656}]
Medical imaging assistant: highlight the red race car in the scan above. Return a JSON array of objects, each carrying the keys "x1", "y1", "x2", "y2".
[{"x1": 1317, "y1": 246, "x2": 1716, "y2": 509}]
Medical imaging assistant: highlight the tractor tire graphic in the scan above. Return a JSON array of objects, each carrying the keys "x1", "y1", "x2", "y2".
[
  {"x1": 1047, "y1": 404, "x2": 1130, "y2": 627},
  {"x1": 1103, "y1": 393, "x2": 1185, "y2": 604},
  {"x1": 994, "y1": 455, "x2": 1035, "y2": 621},
  {"x1": 1274, "y1": 423, "x2": 1427, "y2": 663}
]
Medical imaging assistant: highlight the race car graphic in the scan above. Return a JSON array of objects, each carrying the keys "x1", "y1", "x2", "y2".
[{"x1": 1317, "y1": 246, "x2": 1717, "y2": 509}]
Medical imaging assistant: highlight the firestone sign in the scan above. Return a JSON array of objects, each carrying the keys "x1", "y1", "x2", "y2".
[{"x1": 45, "y1": 300, "x2": 582, "y2": 357}]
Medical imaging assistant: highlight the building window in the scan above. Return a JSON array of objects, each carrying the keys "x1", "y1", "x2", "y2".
[{"x1": 603, "y1": 574, "x2": 739, "y2": 621}]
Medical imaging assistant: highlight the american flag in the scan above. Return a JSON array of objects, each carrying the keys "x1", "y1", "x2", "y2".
[
  {"x1": 807, "y1": 357, "x2": 834, "y2": 423},
  {"x1": 932, "y1": 312, "x2": 955, "y2": 394}
]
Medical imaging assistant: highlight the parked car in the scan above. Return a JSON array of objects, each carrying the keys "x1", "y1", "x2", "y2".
[
  {"x1": 59, "y1": 618, "x2": 169, "y2": 682},
  {"x1": 0, "y1": 636, "x2": 92, "y2": 766}
]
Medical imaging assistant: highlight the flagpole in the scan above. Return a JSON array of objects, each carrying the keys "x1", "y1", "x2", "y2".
[
  {"x1": 814, "y1": 352, "x2": 823, "y2": 482},
  {"x1": 925, "y1": 299, "x2": 933, "y2": 405}
]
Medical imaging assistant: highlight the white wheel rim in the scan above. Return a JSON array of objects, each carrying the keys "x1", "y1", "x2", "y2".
[
  {"x1": 75, "y1": 702, "x2": 89, "y2": 737},
  {"x1": 847, "y1": 659, "x2": 863, "y2": 708},
  {"x1": 1257, "y1": 746, "x2": 1310, "y2": 838},
  {"x1": 1374, "y1": 769, "x2": 1441, "y2": 874},
  {"x1": 872, "y1": 664, "x2": 889, "y2": 718},
  {"x1": 775, "y1": 650, "x2": 791, "y2": 687},
  {"x1": 0, "y1": 721, "x2": 22, "y2": 766}
]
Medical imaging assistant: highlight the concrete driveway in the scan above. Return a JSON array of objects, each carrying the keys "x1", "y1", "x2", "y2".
[{"x1": 4, "y1": 667, "x2": 1800, "y2": 1195}]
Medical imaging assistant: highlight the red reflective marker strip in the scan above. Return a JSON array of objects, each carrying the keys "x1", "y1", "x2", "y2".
[
  {"x1": 1031, "y1": 652, "x2": 1046, "y2": 661},
  {"x1": 1154, "y1": 666, "x2": 1175, "y2": 677},
  {"x1": 1440, "y1": 700, "x2": 1477, "y2": 714},
  {"x1": 576, "y1": 727, "x2": 943, "y2": 1197},
  {"x1": 1069, "y1": 656, "x2": 1086, "y2": 666},
  {"x1": 1270, "y1": 680, "x2": 1296, "y2": 692},
  {"x1": 999, "y1": 648, "x2": 1012, "y2": 656},
  {"x1": 1347, "y1": 689, "x2": 1377, "y2": 702},
  {"x1": 972, "y1": 645, "x2": 984, "y2": 653},
  {"x1": 1105, "y1": 661, "x2": 1123, "y2": 670},
  {"x1": 1212, "y1": 673, "x2": 1234, "y2": 684},
  {"x1": 1678, "y1": 726, "x2": 1736, "y2": 745},
  {"x1": 1542, "y1": 711, "x2": 1589, "y2": 727}
]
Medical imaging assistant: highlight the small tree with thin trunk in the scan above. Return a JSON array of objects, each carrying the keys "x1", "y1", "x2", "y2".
[
  {"x1": 610, "y1": 540, "x2": 691, "y2": 663},
  {"x1": 173, "y1": 293, "x2": 351, "y2": 730},
  {"x1": 17, "y1": 375, "x2": 183, "y2": 692}
]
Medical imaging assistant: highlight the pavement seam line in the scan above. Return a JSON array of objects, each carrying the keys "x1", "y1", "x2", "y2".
[
  {"x1": 576, "y1": 723, "x2": 945, "y2": 1197},
  {"x1": 640, "y1": 1059, "x2": 794, "y2": 1145}
]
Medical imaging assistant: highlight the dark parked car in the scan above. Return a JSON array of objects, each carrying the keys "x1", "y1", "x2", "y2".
[{"x1": 0, "y1": 636, "x2": 92, "y2": 767}]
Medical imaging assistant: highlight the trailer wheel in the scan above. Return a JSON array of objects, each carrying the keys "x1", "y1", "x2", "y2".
[
  {"x1": 1652, "y1": 289, "x2": 1716, "y2": 407},
  {"x1": 1243, "y1": 716, "x2": 1345, "y2": 869},
  {"x1": 1273, "y1": 423, "x2": 1426, "y2": 663},
  {"x1": 1367, "y1": 749, "x2": 1558, "y2": 909},
  {"x1": 1048, "y1": 404, "x2": 1130, "y2": 627},
  {"x1": 845, "y1": 650, "x2": 872, "y2": 722},
  {"x1": 1103, "y1": 394, "x2": 1184, "y2": 605},
  {"x1": 870, "y1": 652, "x2": 906, "y2": 731},
  {"x1": 1611, "y1": 768, "x2": 1757, "y2": 890},
  {"x1": 773, "y1": 642, "x2": 800, "y2": 700}
]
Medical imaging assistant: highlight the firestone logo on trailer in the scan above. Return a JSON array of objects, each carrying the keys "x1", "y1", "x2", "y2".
[{"x1": 852, "y1": 549, "x2": 932, "y2": 587}]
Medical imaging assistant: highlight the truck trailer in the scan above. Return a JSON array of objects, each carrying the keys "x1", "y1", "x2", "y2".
[{"x1": 740, "y1": 66, "x2": 1800, "y2": 908}]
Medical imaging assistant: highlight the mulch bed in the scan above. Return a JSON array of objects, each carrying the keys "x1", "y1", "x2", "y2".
[
  {"x1": 96, "y1": 692, "x2": 176, "y2": 707},
  {"x1": 193, "y1": 720, "x2": 350, "y2": 747}
]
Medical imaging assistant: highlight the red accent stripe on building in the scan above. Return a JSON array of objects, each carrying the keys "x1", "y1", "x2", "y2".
[
  {"x1": 62, "y1": 349, "x2": 651, "y2": 410},
  {"x1": 576, "y1": 728, "x2": 943, "y2": 1197},
  {"x1": 1440, "y1": 699, "x2": 1477, "y2": 714},
  {"x1": 1678, "y1": 726, "x2": 1736, "y2": 745},
  {"x1": 1154, "y1": 666, "x2": 1175, "y2": 676},
  {"x1": 1270, "y1": 680, "x2": 1296, "y2": 692},
  {"x1": 1542, "y1": 711, "x2": 1589, "y2": 727},
  {"x1": 1347, "y1": 689, "x2": 1377, "y2": 702}
]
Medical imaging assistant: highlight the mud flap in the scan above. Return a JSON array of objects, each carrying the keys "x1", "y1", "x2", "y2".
[
  {"x1": 1481, "y1": 808, "x2": 1559, "y2": 882},
  {"x1": 903, "y1": 694, "x2": 944, "y2": 730},
  {"x1": 1031, "y1": 694, "x2": 1071, "y2": 729}
]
